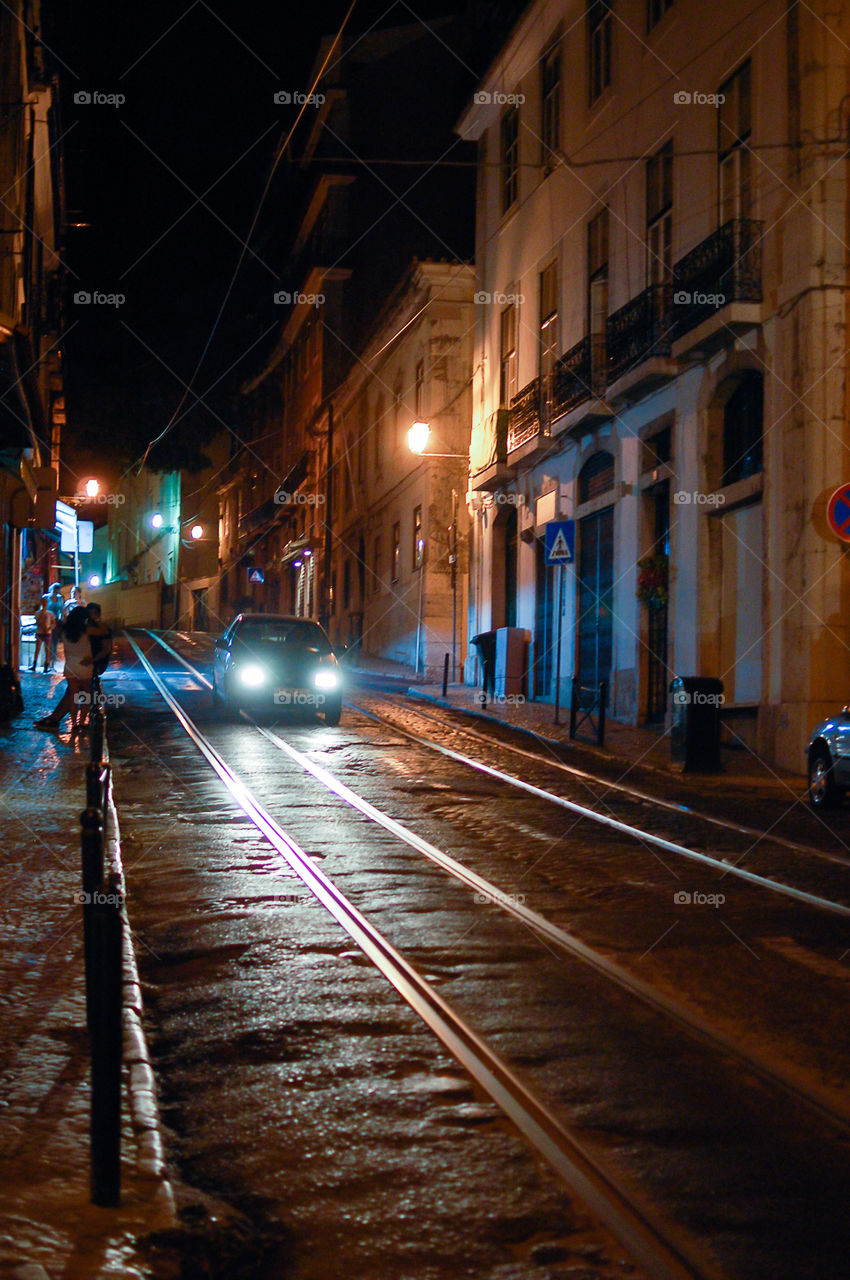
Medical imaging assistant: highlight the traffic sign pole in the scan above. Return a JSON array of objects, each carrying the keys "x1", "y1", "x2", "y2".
[{"x1": 554, "y1": 564, "x2": 564, "y2": 725}]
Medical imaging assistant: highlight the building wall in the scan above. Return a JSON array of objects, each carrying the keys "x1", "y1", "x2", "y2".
[{"x1": 459, "y1": 0, "x2": 850, "y2": 770}]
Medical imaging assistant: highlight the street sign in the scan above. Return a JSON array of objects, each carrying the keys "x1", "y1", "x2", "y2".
[
  {"x1": 545, "y1": 519, "x2": 575, "y2": 565},
  {"x1": 248, "y1": 567, "x2": 265, "y2": 584},
  {"x1": 826, "y1": 485, "x2": 850, "y2": 542}
]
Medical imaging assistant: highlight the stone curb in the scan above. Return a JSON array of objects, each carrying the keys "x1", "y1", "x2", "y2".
[{"x1": 105, "y1": 787, "x2": 176, "y2": 1213}]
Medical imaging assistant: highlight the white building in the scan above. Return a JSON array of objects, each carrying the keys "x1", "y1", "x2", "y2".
[{"x1": 458, "y1": 0, "x2": 850, "y2": 769}]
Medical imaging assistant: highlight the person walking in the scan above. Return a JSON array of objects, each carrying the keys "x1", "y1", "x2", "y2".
[
  {"x1": 30, "y1": 595, "x2": 55, "y2": 671},
  {"x1": 33, "y1": 606, "x2": 93, "y2": 733},
  {"x1": 63, "y1": 585, "x2": 86, "y2": 617},
  {"x1": 45, "y1": 583, "x2": 64, "y2": 672},
  {"x1": 86, "y1": 602, "x2": 113, "y2": 675}
]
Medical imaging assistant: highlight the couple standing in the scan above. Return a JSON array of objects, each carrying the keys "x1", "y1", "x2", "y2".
[{"x1": 34, "y1": 602, "x2": 113, "y2": 734}]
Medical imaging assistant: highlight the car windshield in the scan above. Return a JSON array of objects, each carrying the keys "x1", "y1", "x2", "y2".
[{"x1": 236, "y1": 620, "x2": 332, "y2": 653}]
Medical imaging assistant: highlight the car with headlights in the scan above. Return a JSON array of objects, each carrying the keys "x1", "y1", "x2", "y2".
[
  {"x1": 806, "y1": 708, "x2": 850, "y2": 808},
  {"x1": 212, "y1": 614, "x2": 343, "y2": 724}
]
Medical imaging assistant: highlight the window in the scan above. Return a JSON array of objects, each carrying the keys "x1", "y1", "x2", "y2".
[
  {"x1": 539, "y1": 261, "x2": 559, "y2": 411},
  {"x1": 391, "y1": 522, "x2": 400, "y2": 581},
  {"x1": 412, "y1": 505, "x2": 423, "y2": 570},
  {"x1": 499, "y1": 304, "x2": 518, "y2": 406},
  {"x1": 374, "y1": 393, "x2": 384, "y2": 473},
  {"x1": 722, "y1": 372, "x2": 762, "y2": 487},
  {"x1": 501, "y1": 107, "x2": 519, "y2": 212},
  {"x1": 718, "y1": 61, "x2": 751, "y2": 224},
  {"x1": 588, "y1": 1, "x2": 612, "y2": 104},
  {"x1": 579, "y1": 450, "x2": 615, "y2": 503},
  {"x1": 587, "y1": 208, "x2": 608, "y2": 381},
  {"x1": 394, "y1": 376, "x2": 403, "y2": 448},
  {"x1": 541, "y1": 45, "x2": 561, "y2": 167},
  {"x1": 372, "y1": 536, "x2": 381, "y2": 591},
  {"x1": 414, "y1": 360, "x2": 424, "y2": 417},
  {"x1": 343, "y1": 558, "x2": 351, "y2": 609},
  {"x1": 646, "y1": 142, "x2": 673, "y2": 285},
  {"x1": 647, "y1": 0, "x2": 673, "y2": 31}
]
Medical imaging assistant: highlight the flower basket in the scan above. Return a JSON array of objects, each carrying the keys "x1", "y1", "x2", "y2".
[{"x1": 636, "y1": 554, "x2": 668, "y2": 610}]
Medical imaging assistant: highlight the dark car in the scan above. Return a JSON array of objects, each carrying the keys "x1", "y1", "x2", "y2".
[
  {"x1": 212, "y1": 614, "x2": 343, "y2": 725},
  {"x1": 806, "y1": 709, "x2": 850, "y2": 808}
]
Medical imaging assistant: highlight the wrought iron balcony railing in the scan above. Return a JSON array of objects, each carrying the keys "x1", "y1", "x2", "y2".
[
  {"x1": 671, "y1": 217, "x2": 763, "y2": 339},
  {"x1": 507, "y1": 378, "x2": 543, "y2": 452},
  {"x1": 606, "y1": 283, "x2": 674, "y2": 384},
  {"x1": 551, "y1": 336, "x2": 594, "y2": 420}
]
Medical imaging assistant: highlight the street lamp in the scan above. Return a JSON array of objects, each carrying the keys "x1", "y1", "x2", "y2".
[
  {"x1": 190, "y1": 524, "x2": 203, "y2": 540},
  {"x1": 406, "y1": 421, "x2": 467, "y2": 459},
  {"x1": 84, "y1": 478, "x2": 100, "y2": 498},
  {"x1": 151, "y1": 513, "x2": 164, "y2": 529}
]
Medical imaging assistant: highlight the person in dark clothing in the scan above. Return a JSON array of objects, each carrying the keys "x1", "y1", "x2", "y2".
[{"x1": 86, "y1": 603, "x2": 113, "y2": 675}]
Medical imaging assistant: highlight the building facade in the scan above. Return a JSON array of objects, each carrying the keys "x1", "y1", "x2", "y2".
[
  {"x1": 0, "y1": 1, "x2": 65, "y2": 689},
  {"x1": 329, "y1": 260, "x2": 473, "y2": 676},
  {"x1": 458, "y1": 0, "x2": 850, "y2": 769}
]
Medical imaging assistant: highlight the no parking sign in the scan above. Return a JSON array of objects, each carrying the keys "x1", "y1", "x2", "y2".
[{"x1": 826, "y1": 485, "x2": 850, "y2": 543}]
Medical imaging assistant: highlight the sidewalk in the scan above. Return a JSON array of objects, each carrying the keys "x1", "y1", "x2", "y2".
[
  {"x1": 0, "y1": 669, "x2": 173, "y2": 1280},
  {"x1": 406, "y1": 681, "x2": 808, "y2": 796}
]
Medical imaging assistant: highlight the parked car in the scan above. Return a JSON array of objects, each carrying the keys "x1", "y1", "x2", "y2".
[
  {"x1": 212, "y1": 614, "x2": 343, "y2": 724},
  {"x1": 806, "y1": 709, "x2": 850, "y2": 808}
]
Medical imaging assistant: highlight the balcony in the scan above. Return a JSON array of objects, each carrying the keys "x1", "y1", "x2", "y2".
[
  {"x1": 507, "y1": 378, "x2": 547, "y2": 455},
  {"x1": 605, "y1": 284, "x2": 677, "y2": 400},
  {"x1": 671, "y1": 217, "x2": 763, "y2": 354}
]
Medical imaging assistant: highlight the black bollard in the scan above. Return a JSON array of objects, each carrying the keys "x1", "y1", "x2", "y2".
[{"x1": 88, "y1": 894, "x2": 123, "y2": 1206}]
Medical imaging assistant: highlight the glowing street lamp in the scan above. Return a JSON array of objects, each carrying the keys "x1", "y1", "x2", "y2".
[
  {"x1": 407, "y1": 421, "x2": 430, "y2": 454},
  {"x1": 88, "y1": 574, "x2": 101, "y2": 588},
  {"x1": 151, "y1": 512, "x2": 164, "y2": 529},
  {"x1": 84, "y1": 478, "x2": 100, "y2": 498},
  {"x1": 190, "y1": 524, "x2": 203, "y2": 540}
]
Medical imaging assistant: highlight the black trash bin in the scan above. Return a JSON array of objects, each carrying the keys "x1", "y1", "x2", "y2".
[
  {"x1": 669, "y1": 676, "x2": 724, "y2": 771},
  {"x1": 471, "y1": 630, "x2": 498, "y2": 704}
]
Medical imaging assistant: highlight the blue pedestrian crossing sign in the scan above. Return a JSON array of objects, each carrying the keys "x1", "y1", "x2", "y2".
[{"x1": 545, "y1": 519, "x2": 575, "y2": 565}]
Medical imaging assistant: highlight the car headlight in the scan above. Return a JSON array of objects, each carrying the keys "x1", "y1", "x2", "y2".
[
  {"x1": 238, "y1": 663, "x2": 266, "y2": 687},
  {"x1": 313, "y1": 669, "x2": 339, "y2": 691}
]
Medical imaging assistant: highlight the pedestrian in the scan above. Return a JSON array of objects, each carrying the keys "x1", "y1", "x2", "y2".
[
  {"x1": 45, "y1": 583, "x2": 64, "y2": 671},
  {"x1": 30, "y1": 594, "x2": 55, "y2": 672},
  {"x1": 33, "y1": 606, "x2": 93, "y2": 733},
  {"x1": 86, "y1": 602, "x2": 113, "y2": 675},
  {"x1": 63, "y1": 585, "x2": 86, "y2": 617}
]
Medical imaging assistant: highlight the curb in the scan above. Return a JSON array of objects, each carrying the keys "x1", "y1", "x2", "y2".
[{"x1": 105, "y1": 784, "x2": 176, "y2": 1224}]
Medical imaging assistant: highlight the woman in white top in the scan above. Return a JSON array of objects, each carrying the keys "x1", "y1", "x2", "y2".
[{"x1": 34, "y1": 606, "x2": 93, "y2": 733}]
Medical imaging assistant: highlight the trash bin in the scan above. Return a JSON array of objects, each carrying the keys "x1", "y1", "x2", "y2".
[
  {"x1": 471, "y1": 630, "x2": 497, "y2": 703},
  {"x1": 669, "y1": 676, "x2": 724, "y2": 771}
]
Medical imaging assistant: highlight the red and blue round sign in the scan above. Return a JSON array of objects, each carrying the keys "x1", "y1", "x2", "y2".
[{"x1": 826, "y1": 485, "x2": 850, "y2": 542}]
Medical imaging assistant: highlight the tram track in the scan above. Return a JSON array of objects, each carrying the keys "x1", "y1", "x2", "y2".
[
  {"x1": 126, "y1": 630, "x2": 721, "y2": 1280},
  {"x1": 137, "y1": 629, "x2": 850, "y2": 1137}
]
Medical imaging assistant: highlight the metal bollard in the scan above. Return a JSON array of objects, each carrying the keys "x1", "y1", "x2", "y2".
[
  {"x1": 90, "y1": 704, "x2": 105, "y2": 764},
  {"x1": 88, "y1": 894, "x2": 123, "y2": 1206},
  {"x1": 80, "y1": 807, "x2": 103, "y2": 1031},
  {"x1": 441, "y1": 652, "x2": 449, "y2": 697}
]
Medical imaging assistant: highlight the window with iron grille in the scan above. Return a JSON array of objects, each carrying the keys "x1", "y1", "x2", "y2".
[
  {"x1": 718, "y1": 61, "x2": 751, "y2": 223},
  {"x1": 499, "y1": 304, "x2": 518, "y2": 406},
  {"x1": 541, "y1": 45, "x2": 561, "y2": 166},
  {"x1": 501, "y1": 107, "x2": 519, "y2": 212},
  {"x1": 539, "y1": 262, "x2": 559, "y2": 400},
  {"x1": 579, "y1": 450, "x2": 615, "y2": 503},
  {"x1": 588, "y1": 0, "x2": 612, "y2": 104},
  {"x1": 646, "y1": 142, "x2": 673, "y2": 284},
  {"x1": 587, "y1": 207, "x2": 609, "y2": 371}
]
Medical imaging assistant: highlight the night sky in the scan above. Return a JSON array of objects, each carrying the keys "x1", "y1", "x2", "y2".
[{"x1": 46, "y1": 0, "x2": 518, "y2": 490}]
